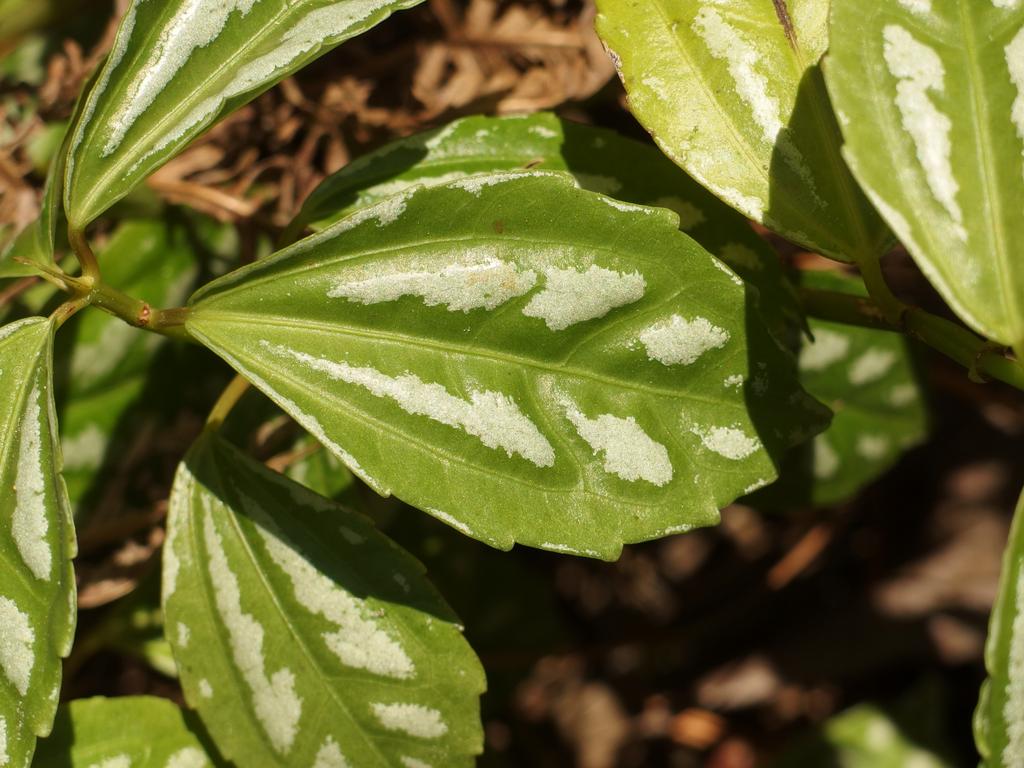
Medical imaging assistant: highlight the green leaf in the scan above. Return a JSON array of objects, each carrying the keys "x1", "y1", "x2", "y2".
[
  {"x1": 292, "y1": 112, "x2": 803, "y2": 340},
  {"x1": 63, "y1": 0, "x2": 424, "y2": 230},
  {"x1": 774, "y1": 686, "x2": 953, "y2": 767},
  {"x1": 594, "y1": 0, "x2": 889, "y2": 263},
  {"x1": 826, "y1": 1, "x2": 1024, "y2": 354},
  {"x1": 33, "y1": 696, "x2": 213, "y2": 766},
  {"x1": 162, "y1": 431, "x2": 485, "y2": 767},
  {"x1": 753, "y1": 271, "x2": 927, "y2": 507},
  {"x1": 187, "y1": 172, "x2": 827, "y2": 558},
  {"x1": 57, "y1": 219, "x2": 197, "y2": 511},
  {"x1": 976, "y1": 488, "x2": 1024, "y2": 767},
  {"x1": 0, "y1": 317, "x2": 76, "y2": 768}
]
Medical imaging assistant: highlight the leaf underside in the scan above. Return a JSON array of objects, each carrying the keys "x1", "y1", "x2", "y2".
[
  {"x1": 594, "y1": 0, "x2": 888, "y2": 263},
  {"x1": 188, "y1": 172, "x2": 828, "y2": 559},
  {"x1": 32, "y1": 696, "x2": 213, "y2": 767},
  {"x1": 826, "y1": 0, "x2": 1024, "y2": 353},
  {"x1": 63, "y1": 0, "x2": 424, "y2": 229},
  {"x1": 163, "y1": 431, "x2": 485, "y2": 768},
  {"x1": 0, "y1": 317, "x2": 76, "y2": 768}
]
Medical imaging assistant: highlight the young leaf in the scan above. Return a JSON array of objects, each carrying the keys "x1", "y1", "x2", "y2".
[
  {"x1": 63, "y1": 0, "x2": 424, "y2": 229},
  {"x1": 187, "y1": 172, "x2": 828, "y2": 559},
  {"x1": 826, "y1": 1, "x2": 1024, "y2": 354},
  {"x1": 57, "y1": 219, "x2": 198, "y2": 511},
  {"x1": 292, "y1": 112, "x2": 803, "y2": 340},
  {"x1": 0, "y1": 317, "x2": 76, "y2": 768},
  {"x1": 33, "y1": 696, "x2": 213, "y2": 766},
  {"x1": 753, "y1": 271, "x2": 928, "y2": 507},
  {"x1": 594, "y1": 0, "x2": 889, "y2": 263},
  {"x1": 162, "y1": 431, "x2": 485, "y2": 768},
  {"x1": 976, "y1": 488, "x2": 1024, "y2": 767}
]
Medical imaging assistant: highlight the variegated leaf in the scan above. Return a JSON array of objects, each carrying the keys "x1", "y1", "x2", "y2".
[
  {"x1": 58, "y1": 219, "x2": 197, "y2": 513},
  {"x1": 0, "y1": 317, "x2": 76, "y2": 768},
  {"x1": 826, "y1": 0, "x2": 1024, "y2": 354},
  {"x1": 292, "y1": 112, "x2": 803, "y2": 340},
  {"x1": 163, "y1": 431, "x2": 485, "y2": 768},
  {"x1": 32, "y1": 696, "x2": 213, "y2": 766},
  {"x1": 976, "y1": 488, "x2": 1024, "y2": 767},
  {"x1": 186, "y1": 172, "x2": 828, "y2": 559},
  {"x1": 753, "y1": 271, "x2": 928, "y2": 507},
  {"x1": 594, "y1": 0, "x2": 889, "y2": 263},
  {"x1": 63, "y1": 0, "x2": 424, "y2": 229}
]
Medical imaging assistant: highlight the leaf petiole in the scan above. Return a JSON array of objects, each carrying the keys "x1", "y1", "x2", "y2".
[
  {"x1": 16, "y1": 257, "x2": 193, "y2": 340},
  {"x1": 68, "y1": 227, "x2": 100, "y2": 280},
  {"x1": 205, "y1": 374, "x2": 251, "y2": 430}
]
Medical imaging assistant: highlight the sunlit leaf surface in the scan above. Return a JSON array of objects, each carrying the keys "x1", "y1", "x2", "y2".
[
  {"x1": 827, "y1": 0, "x2": 1024, "y2": 353},
  {"x1": 293, "y1": 112, "x2": 803, "y2": 340},
  {"x1": 188, "y1": 172, "x2": 827, "y2": 558},
  {"x1": 594, "y1": 0, "x2": 888, "y2": 263}
]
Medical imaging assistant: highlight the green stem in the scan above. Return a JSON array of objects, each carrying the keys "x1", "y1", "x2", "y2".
[
  {"x1": 856, "y1": 254, "x2": 906, "y2": 325},
  {"x1": 50, "y1": 295, "x2": 90, "y2": 329},
  {"x1": 68, "y1": 227, "x2": 100, "y2": 280},
  {"x1": 206, "y1": 374, "x2": 251, "y2": 430},
  {"x1": 800, "y1": 287, "x2": 1024, "y2": 392},
  {"x1": 58, "y1": 272, "x2": 192, "y2": 341}
]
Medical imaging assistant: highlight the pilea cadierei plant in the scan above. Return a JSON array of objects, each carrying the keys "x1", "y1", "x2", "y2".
[{"x1": 1, "y1": 0, "x2": 1023, "y2": 765}]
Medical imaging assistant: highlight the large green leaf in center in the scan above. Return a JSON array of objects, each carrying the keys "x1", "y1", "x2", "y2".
[{"x1": 186, "y1": 172, "x2": 828, "y2": 559}]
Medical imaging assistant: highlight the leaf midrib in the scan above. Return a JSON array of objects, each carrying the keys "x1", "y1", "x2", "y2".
[
  {"x1": 192, "y1": 309, "x2": 748, "y2": 412},
  {"x1": 646, "y1": 0, "x2": 772, "y2": 187}
]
